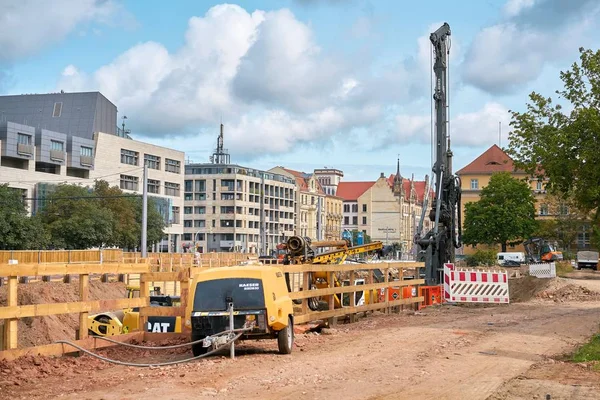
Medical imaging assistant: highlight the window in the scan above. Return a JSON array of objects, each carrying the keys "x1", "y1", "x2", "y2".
[
  {"x1": 144, "y1": 154, "x2": 160, "y2": 170},
  {"x1": 352, "y1": 216, "x2": 358, "y2": 225},
  {"x1": 172, "y1": 206, "x2": 180, "y2": 224},
  {"x1": 147, "y1": 179, "x2": 160, "y2": 194},
  {"x1": 343, "y1": 204, "x2": 350, "y2": 213},
  {"x1": 536, "y1": 181, "x2": 543, "y2": 191},
  {"x1": 195, "y1": 206, "x2": 205, "y2": 214},
  {"x1": 50, "y1": 140, "x2": 64, "y2": 151},
  {"x1": 184, "y1": 220, "x2": 193, "y2": 228},
  {"x1": 362, "y1": 216, "x2": 367, "y2": 225},
  {"x1": 352, "y1": 204, "x2": 358, "y2": 213},
  {"x1": 578, "y1": 224, "x2": 591, "y2": 248},
  {"x1": 362, "y1": 204, "x2": 367, "y2": 212},
  {"x1": 17, "y1": 133, "x2": 31, "y2": 145},
  {"x1": 52, "y1": 102, "x2": 62, "y2": 117},
  {"x1": 470, "y1": 179, "x2": 479, "y2": 190},
  {"x1": 221, "y1": 220, "x2": 234, "y2": 227},
  {"x1": 184, "y1": 207, "x2": 193, "y2": 214},
  {"x1": 120, "y1": 175, "x2": 138, "y2": 191},
  {"x1": 165, "y1": 158, "x2": 181, "y2": 173},
  {"x1": 80, "y1": 146, "x2": 93, "y2": 157},
  {"x1": 184, "y1": 193, "x2": 193, "y2": 201},
  {"x1": 559, "y1": 204, "x2": 569, "y2": 215},
  {"x1": 164, "y1": 182, "x2": 180, "y2": 196},
  {"x1": 194, "y1": 220, "x2": 206, "y2": 228},
  {"x1": 121, "y1": 149, "x2": 139, "y2": 165},
  {"x1": 195, "y1": 180, "x2": 206, "y2": 192},
  {"x1": 185, "y1": 180, "x2": 193, "y2": 192},
  {"x1": 183, "y1": 233, "x2": 192, "y2": 241},
  {"x1": 195, "y1": 193, "x2": 206, "y2": 201},
  {"x1": 344, "y1": 216, "x2": 349, "y2": 225},
  {"x1": 540, "y1": 204, "x2": 549, "y2": 216}
]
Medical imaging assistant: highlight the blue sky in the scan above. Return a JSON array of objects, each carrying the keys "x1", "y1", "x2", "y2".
[{"x1": 1, "y1": 0, "x2": 599, "y2": 181}]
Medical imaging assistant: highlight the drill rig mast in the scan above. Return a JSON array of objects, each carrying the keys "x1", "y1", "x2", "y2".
[{"x1": 414, "y1": 22, "x2": 462, "y2": 286}]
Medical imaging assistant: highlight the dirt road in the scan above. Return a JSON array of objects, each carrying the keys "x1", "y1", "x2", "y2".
[{"x1": 3, "y1": 278, "x2": 600, "y2": 400}]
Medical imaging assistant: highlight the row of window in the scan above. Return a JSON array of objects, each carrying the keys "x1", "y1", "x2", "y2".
[
  {"x1": 342, "y1": 204, "x2": 367, "y2": 213},
  {"x1": 343, "y1": 216, "x2": 367, "y2": 225},
  {"x1": 17, "y1": 133, "x2": 92, "y2": 156},
  {"x1": 120, "y1": 175, "x2": 180, "y2": 196},
  {"x1": 120, "y1": 149, "x2": 181, "y2": 173},
  {"x1": 470, "y1": 179, "x2": 546, "y2": 191},
  {"x1": 183, "y1": 219, "x2": 293, "y2": 231}
]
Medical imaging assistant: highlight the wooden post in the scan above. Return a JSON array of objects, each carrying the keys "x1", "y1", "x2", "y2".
[
  {"x1": 180, "y1": 278, "x2": 190, "y2": 332},
  {"x1": 349, "y1": 269, "x2": 356, "y2": 323},
  {"x1": 328, "y1": 272, "x2": 337, "y2": 327},
  {"x1": 301, "y1": 271, "x2": 309, "y2": 315},
  {"x1": 384, "y1": 268, "x2": 389, "y2": 314},
  {"x1": 78, "y1": 274, "x2": 89, "y2": 340},
  {"x1": 139, "y1": 277, "x2": 150, "y2": 332},
  {"x1": 3, "y1": 276, "x2": 18, "y2": 350}
]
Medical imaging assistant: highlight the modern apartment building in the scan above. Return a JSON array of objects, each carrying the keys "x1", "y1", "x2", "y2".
[
  {"x1": 269, "y1": 167, "x2": 326, "y2": 241},
  {"x1": 0, "y1": 91, "x2": 184, "y2": 252},
  {"x1": 183, "y1": 163, "x2": 296, "y2": 255}
]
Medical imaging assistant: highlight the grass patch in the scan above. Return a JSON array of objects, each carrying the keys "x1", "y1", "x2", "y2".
[
  {"x1": 573, "y1": 334, "x2": 600, "y2": 363},
  {"x1": 556, "y1": 261, "x2": 574, "y2": 277}
]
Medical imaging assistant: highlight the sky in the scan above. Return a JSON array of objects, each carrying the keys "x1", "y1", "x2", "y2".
[{"x1": 1, "y1": 0, "x2": 599, "y2": 181}]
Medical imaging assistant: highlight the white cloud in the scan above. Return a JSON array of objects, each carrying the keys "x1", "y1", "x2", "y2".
[
  {"x1": 0, "y1": 0, "x2": 122, "y2": 62},
  {"x1": 394, "y1": 102, "x2": 511, "y2": 147},
  {"x1": 503, "y1": 0, "x2": 536, "y2": 17},
  {"x1": 463, "y1": 0, "x2": 600, "y2": 94}
]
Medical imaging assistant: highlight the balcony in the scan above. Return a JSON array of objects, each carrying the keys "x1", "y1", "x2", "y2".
[
  {"x1": 80, "y1": 155, "x2": 94, "y2": 167},
  {"x1": 49, "y1": 149, "x2": 65, "y2": 162},
  {"x1": 17, "y1": 143, "x2": 34, "y2": 156}
]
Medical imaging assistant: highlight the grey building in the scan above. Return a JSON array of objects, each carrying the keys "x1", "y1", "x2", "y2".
[{"x1": 0, "y1": 91, "x2": 118, "y2": 139}]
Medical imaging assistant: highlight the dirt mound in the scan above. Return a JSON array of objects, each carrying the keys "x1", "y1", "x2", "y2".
[
  {"x1": 508, "y1": 276, "x2": 553, "y2": 303},
  {"x1": 0, "y1": 281, "x2": 126, "y2": 348},
  {"x1": 536, "y1": 284, "x2": 600, "y2": 302}
]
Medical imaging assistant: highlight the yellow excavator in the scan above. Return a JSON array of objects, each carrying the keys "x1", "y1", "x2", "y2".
[
  {"x1": 281, "y1": 236, "x2": 384, "y2": 310},
  {"x1": 88, "y1": 286, "x2": 182, "y2": 336}
]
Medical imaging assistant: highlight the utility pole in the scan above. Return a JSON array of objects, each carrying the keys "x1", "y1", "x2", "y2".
[{"x1": 141, "y1": 163, "x2": 148, "y2": 258}]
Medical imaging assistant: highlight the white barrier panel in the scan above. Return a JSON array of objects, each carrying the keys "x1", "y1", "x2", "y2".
[
  {"x1": 528, "y1": 262, "x2": 556, "y2": 278},
  {"x1": 443, "y1": 263, "x2": 510, "y2": 304}
]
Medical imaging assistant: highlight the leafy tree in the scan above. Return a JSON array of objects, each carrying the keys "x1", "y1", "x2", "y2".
[
  {"x1": 462, "y1": 172, "x2": 537, "y2": 252},
  {"x1": 507, "y1": 48, "x2": 600, "y2": 247},
  {"x1": 351, "y1": 229, "x2": 371, "y2": 245},
  {"x1": 131, "y1": 196, "x2": 166, "y2": 249},
  {"x1": 465, "y1": 249, "x2": 496, "y2": 267},
  {"x1": 0, "y1": 184, "x2": 48, "y2": 249},
  {"x1": 40, "y1": 184, "x2": 114, "y2": 249},
  {"x1": 93, "y1": 180, "x2": 137, "y2": 248},
  {"x1": 533, "y1": 194, "x2": 586, "y2": 251}
]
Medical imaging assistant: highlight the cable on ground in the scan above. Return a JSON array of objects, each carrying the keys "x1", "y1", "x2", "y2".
[{"x1": 55, "y1": 328, "x2": 249, "y2": 368}]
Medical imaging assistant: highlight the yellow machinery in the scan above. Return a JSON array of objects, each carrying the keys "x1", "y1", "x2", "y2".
[
  {"x1": 88, "y1": 286, "x2": 182, "y2": 336},
  {"x1": 282, "y1": 236, "x2": 384, "y2": 310},
  {"x1": 185, "y1": 265, "x2": 294, "y2": 356}
]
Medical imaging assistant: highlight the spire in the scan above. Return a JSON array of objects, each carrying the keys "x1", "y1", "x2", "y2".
[{"x1": 394, "y1": 156, "x2": 401, "y2": 183}]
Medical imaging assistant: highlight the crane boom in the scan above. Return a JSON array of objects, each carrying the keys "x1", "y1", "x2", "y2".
[{"x1": 414, "y1": 22, "x2": 462, "y2": 286}]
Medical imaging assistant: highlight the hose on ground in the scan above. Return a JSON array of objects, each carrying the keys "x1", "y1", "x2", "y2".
[
  {"x1": 55, "y1": 329, "x2": 249, "y2": 368},
  {"x1": 90, "y1": 328, "x2": 250, "y2": 350}
]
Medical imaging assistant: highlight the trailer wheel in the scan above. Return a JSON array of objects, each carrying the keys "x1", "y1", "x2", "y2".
[{"x1": 277, "y1": 316, "x2": 294, "y2": 355}]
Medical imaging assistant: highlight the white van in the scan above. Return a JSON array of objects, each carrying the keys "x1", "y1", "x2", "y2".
[{"x1": 497, "y1": 252, "x2": 525, "y2": 266}]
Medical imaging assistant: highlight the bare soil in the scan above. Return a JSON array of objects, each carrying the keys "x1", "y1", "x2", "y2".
[
  {"x1": 1, "y1": 275, "x2": 600, "y2": 399},
  {"x1": 0, "y1": 281, "x2": 126, "y2": 347}
]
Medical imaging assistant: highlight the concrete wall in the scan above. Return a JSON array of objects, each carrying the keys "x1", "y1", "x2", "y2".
[{"x1": 35, "y1": 128, "x2": 67, "y2": 165}]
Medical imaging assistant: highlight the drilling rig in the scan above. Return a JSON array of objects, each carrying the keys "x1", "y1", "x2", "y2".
[{"x1": 414, "y1": 23, "x2": 462, "y2": 286}]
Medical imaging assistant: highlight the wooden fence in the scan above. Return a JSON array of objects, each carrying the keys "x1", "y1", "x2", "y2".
[
  {"x1": 0, "y1": 250, "x2": 248, "y2": 267},
  {"x1": 0, "y1": 261, "x2": 425, "y2": 360}
]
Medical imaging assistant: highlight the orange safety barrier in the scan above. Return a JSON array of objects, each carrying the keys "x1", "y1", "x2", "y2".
[{"x1": 419, "y1": 285, "x2": 443, "y2": 309}]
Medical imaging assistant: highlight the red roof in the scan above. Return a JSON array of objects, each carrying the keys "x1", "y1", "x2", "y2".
[
  {"x1": 456, "y1": 145, "x2": 519, "y2": 175},
  {"x1": 281, "y1": 167, "x2": 325, "y2": 194},
  {"x1": 388, "y1": 174, "x2": 431, "y2": 203},
  {"x1": 337, "y1": 181, "x2": 375, "y2": 201}
]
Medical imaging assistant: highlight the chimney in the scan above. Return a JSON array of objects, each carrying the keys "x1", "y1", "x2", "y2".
[{"x1": 380, "y1": 172, "x2": 385, "y2": 178}]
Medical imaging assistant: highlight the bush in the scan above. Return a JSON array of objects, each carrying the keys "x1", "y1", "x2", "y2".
[{"x1": 465, "y1": 249, "x2": 497, "y2": 267}]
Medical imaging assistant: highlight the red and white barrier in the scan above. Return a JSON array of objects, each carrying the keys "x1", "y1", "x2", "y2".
[{"x1": 443, "y1": 263, "x2": 510, "y2": 304}]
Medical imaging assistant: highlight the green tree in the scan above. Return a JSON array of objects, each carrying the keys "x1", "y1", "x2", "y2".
[
  {"x1": 0, "y1": 184, "x2": 48, "y2": 249},
  {"x1": 462, "y1": 172, "x2": 537, "y2": 252},
  {"x1": 131, "y1": 197, "x2": 166, "y2": 249},
  {"x1": 93, "y1": 180, "x2": 137, "y2": 248},
  {"x1": 351, "y1": 229, "x2": 371, "y2": 245},
  {"x1": 40, "y1": 184, "x2": 114, "y2": 249},
  {"x1": 507, "y1": 48, "x2": 600, "y2": 247}
]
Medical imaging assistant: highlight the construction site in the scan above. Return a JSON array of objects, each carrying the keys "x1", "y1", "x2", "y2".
[{"x1": 1, "y1": 18, "x2": 600, "y2": 400}]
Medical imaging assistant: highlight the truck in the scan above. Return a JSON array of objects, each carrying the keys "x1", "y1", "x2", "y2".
[{"x1": 576, "y1": 251, "x2": 599, "y2": 270}]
